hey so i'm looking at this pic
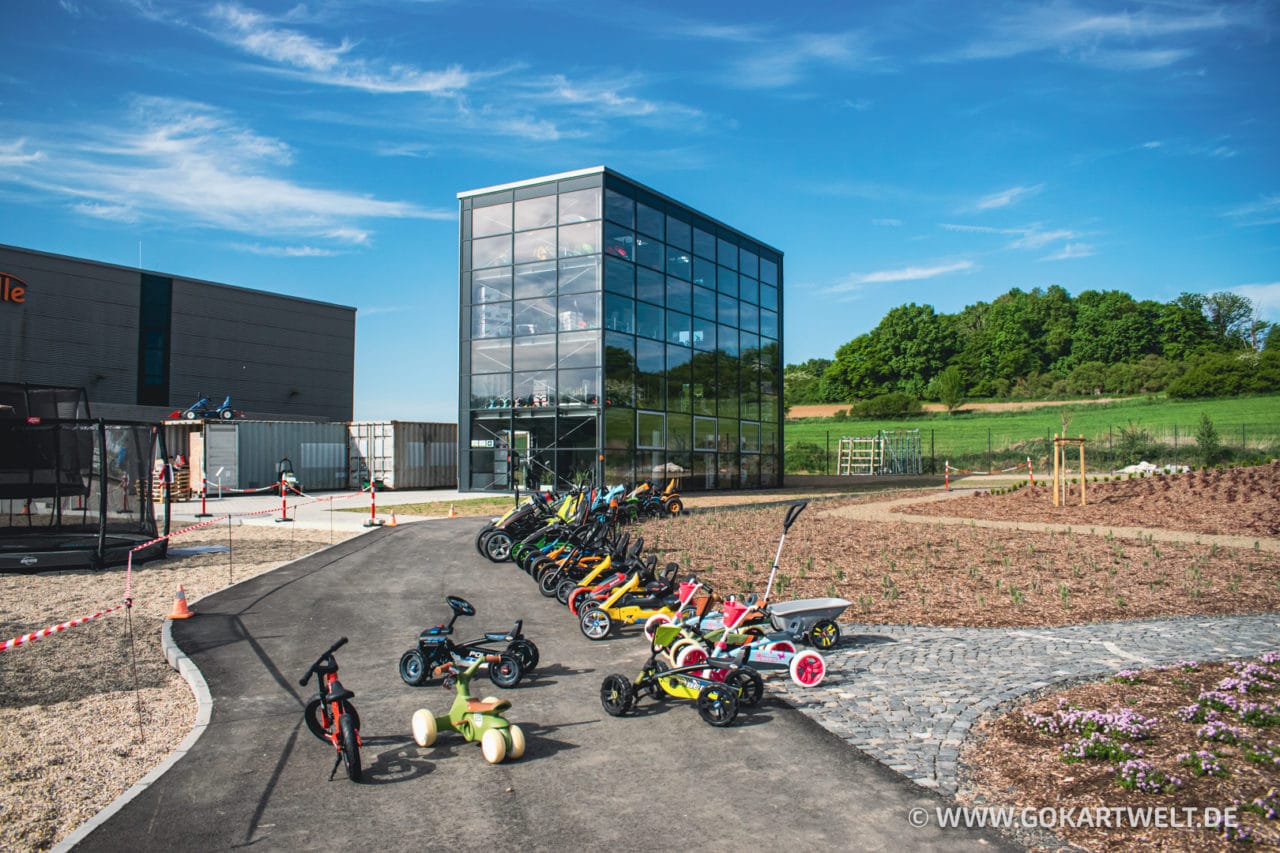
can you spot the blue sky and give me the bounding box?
[2,1,1277,421]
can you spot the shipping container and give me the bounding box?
[348,421,457,489]
[181,421,350,492]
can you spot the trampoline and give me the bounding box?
[0,384,170,571]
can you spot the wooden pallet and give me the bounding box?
[150,467,192,501]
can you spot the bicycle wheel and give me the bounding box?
[339,714,361,782]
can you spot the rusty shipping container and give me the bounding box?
[348,422,457,490]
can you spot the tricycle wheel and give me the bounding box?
[555,578,577,605]
[488,653,523,688]
[600,673,634,716]
[642,611,673,641]
[764,640,797,655]
[411,708,438,747]
[507,639,539,672]
[484,531,514,562]
[507,724,526,760]
[696,682,739,727]
[789,650,826,687]
[726,667,764,707]
[398,649,428,686]
[580,606,613,641]
[481,728,507,763]
[809,619,840,650]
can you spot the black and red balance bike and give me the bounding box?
[299,637,363,782]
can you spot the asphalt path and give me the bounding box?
[71,519,1015,852]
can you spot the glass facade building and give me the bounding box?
[458,167,782,492]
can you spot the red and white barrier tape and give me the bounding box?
[1,604,126,652]
[945,460,1032,476]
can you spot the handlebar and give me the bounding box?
[783,500,808,532]
[298,636,348,686]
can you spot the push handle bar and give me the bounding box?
[299,636,348,686]
[783,501,808,532]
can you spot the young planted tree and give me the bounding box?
[1195,411,1222,466]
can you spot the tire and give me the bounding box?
[398,649,427,686]
[666,498,683,515]
[484,531,514,562]
[726,668,764,708]
[538,568,562,598]
[339,714,361,782]
[475,527,495,558]
[488,653,523,688]
[600,673,635,716]
[219,409,234,420]
[696,682,739,727]
[809,619,840,650]
[580,606,613,641]
[764,640,797,655]
[675,644,709,669]
[182,410,197,420]
[566,588,587,615]
[555,579,577,606]
[789,650,826,687]
[481,728,508,764]
[642,611,673,642]
[507,724,526,760]
[411,708,438,747]
[507,639,539,672]
[305,698,360,742]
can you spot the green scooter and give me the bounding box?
[411,655,527,763]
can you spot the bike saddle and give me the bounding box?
[324,679,355,703]
[465,698,511,714]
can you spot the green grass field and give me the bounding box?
[785,394,1280,472]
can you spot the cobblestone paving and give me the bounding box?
[770,614,1280,794]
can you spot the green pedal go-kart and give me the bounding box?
[411,655,527,764]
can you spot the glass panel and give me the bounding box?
[558,367,597,406]
[473,202,511,238]
[604,255,634,297]
[693,226,715,260]
[558,292,598,330]
[666,344,691,413]
[741,365,760,420]
[636,339,664,409]
[472,302,511,338]
[514,297,556,335]
[635,235,663,269]
[471,338,510,373]
[739,276,758,306]
[717,418,738,454]
[470,373,511,408]
[739,247,759,280]
[559,256,600,294]
[717,324,738,357]
[717,237,737,270]
[636,266,665,304]
[740,302,759,334]
[741,331,760,359]
[666,310,691,347]
[692,285,716,320]
[759,284,778,312]
[760,452,778,488]
[761,393,779,424]
[472,234,512,269]
[637,411,664,449]
[760,308,778,339]
[666,413,692,469]
[559,188,601,223]
[558,330,598,368]
[472,268,512,303]
[690,351,715,414]
[637,203,664,239]
[513,261,557,299]
[741,454,760,489]
[692,316,715,351]
[605,408,634,449]
[605,188,634,227]
[513,369,555,408]
[636,301,663,340]
[513,334,557,370]
[605,294,634,333]
[694,417,716,451]
[740,421,760,453]
[692,256,714,289]
[604,333,635,408]
[605,449,634,487]
[717,293,738,328]
[665,246,691,281]
[665,215,691,250]
[514,196,555,231]
[717,266,738,297]
[604,222,634,262]
[760,257,778,286]
[559,221,598,258]
[514,228,556,264]
[666,277,691,314]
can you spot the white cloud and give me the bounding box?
[1233,282,1280,320]
[725,30,875,89]
[942,221,1083,253]
[72,201,137,222]
[1009,228,1079,250]
[0,139,46,167]
[1142,140,1163,149]
[1042,242,1095,261]
[872,218,903,227]
[1225,194,1280,227]
[827,260,975,293]
[974,184,1043,210]
[232,243,341,257]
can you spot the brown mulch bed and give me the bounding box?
[903,463,1280,538]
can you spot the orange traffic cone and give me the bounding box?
[168,584,194,620]
[448,504,457,518]
[389,512,398,527]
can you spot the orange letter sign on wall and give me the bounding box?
[1,273,27,304]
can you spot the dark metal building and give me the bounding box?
[0,243,356,424]
[458,167,783,492]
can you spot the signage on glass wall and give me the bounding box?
[1,273,27,304]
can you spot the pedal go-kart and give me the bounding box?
[172,393,243,421]
[599,626,762,727]
[411,656,527,763]
[578,561,708,641]
[398,596,538,689]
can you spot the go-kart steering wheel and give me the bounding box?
[446,595,475,616]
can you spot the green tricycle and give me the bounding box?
[411,655,527,764]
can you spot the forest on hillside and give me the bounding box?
[786,287,1280,408]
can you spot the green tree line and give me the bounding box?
[786,287,1280,407]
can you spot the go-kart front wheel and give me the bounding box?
[600,673,635,716]
[411,709,438,747]
[481,728,507,763]
[726,668,764,707]
[789,650,826,687]
[808,619,840,650]
[398,649,428,686]
[665,498,684,515]
[484,531,514,562]
[580,606,613,641]
[696,682,739,726]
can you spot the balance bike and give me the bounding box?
[411,656,527,764]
